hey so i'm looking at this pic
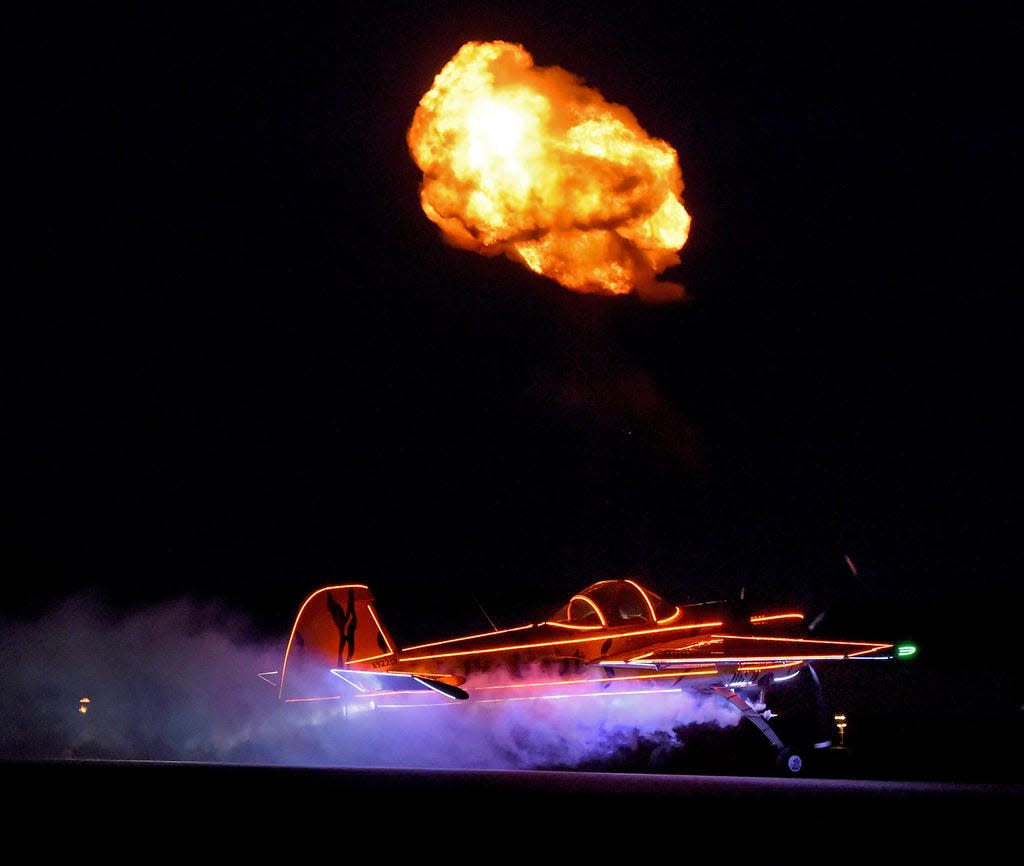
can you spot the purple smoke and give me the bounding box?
[1,596,739,768]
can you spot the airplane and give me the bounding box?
[260,577,915,774]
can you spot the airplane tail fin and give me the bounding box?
[277,584,399,702]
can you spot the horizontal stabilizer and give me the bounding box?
[330,668,469,700]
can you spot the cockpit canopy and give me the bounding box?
[549,579,679,627]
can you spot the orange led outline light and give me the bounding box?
[712,633,893,650]
[641,653,850,664]
[399,619,723,663]
[367,605,396,654]
[636,643,893,665]
[846,646,895,658]
[569,594,607,626]
[623,577,682,624]
[656,606,683,625]
[676,638,725,652]
[588,665,720,678]
[278,583,369,700]
[402,623,535,652]
[546,620,606,631]
[625,579,657,621]
[749,612,805,624]
[619,634,891,665]
[626,638,723,663]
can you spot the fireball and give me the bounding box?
[408,41,691,300]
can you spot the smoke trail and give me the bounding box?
[1,594,281,762]
[0,596,739,768]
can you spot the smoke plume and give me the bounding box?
[1,596,740,769]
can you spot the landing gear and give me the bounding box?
[713,684,794,774]
[713,664,831,776]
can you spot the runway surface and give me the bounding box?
[9,756,1021,849]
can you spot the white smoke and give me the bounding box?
[0,596,739,769]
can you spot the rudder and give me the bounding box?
[279,584,398,701]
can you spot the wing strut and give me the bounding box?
[713,686,785,750]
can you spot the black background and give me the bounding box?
[8,3,1019,668]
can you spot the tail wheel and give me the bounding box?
[777,747,804,775]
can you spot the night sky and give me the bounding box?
[8,3,1019,663]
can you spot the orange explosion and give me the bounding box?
[407,41,691,300]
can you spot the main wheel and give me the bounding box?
[776,747,804,775]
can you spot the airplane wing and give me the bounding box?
[590,633,896,671]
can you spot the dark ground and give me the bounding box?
[6,757,1020,853]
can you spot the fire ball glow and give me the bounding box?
[408,41,691,301]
